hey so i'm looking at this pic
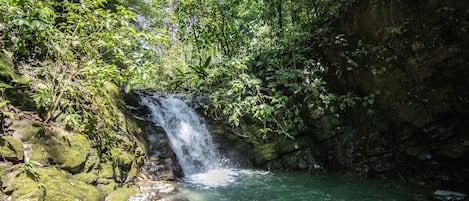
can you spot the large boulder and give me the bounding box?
[1,167,99,201]
[33,128,91,173]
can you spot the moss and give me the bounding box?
[0,135,24,162]
[83,148,100,172]
[74,173,98,184]
[254,143,277,161]
[104,81,121,97]
[29,144,48,165]
[2,171,44,201]
[111,147,134,167]
[34,128,90,173]
[127,162,138,181]
[96,181,124,200]
[98,161,115,179]
[0,162,12,181]
[2,167,100,201]
[104,185,139,201]
[0,53,29,84]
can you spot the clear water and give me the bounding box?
[171,169,417,201]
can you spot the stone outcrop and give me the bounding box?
[318,0,469,189]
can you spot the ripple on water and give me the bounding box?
[177,169,420,201]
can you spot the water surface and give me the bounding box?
[174,169,417,201]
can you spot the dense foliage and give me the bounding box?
[1,0,373,141]
[158,0,365,139]
[0,0,164,150]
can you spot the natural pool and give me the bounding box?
[169,169,422,201]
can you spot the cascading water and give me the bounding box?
[139,92,240,188]
[139,93,224,175]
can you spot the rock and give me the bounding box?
[253,143,278,162]
[2,167,100,201]
[0,162,12,181]
[99,162,116,179]
[83,148,100,172]
[34,128,91,173]
[0,53,29,84]
[0,135,24,162]
[129,180,178,201]
[433,190,467,201]
[111,147,134,168]
[9,119,43,141]
[105,186,140,201]
[74,173,99,184]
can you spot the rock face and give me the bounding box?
[317,0,469,189]
[124,90,183,200]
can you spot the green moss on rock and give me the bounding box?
[33,128,90,173]
[0,162,12,182]
[0,135,24,162]
[104,185,139,201]
[30,144,48,165]
[111,147,134,167]
[98,161,115,179]
[2,167,100,201]
[254,143,277,161]
[0,53,29,84]
[74,172,99,184]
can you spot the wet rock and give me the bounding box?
[433,190,467,201]
[129,180,178,201]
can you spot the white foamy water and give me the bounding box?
[184,168,239,188]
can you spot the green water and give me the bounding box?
[172,169,418,201]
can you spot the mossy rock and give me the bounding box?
[29,144,48,166]
[2,171,44,201]
[104,185,139,201]
[111,147,135,168]
[83,148,100,172]
[97,181,130,200]
[10,119,43,141]
[98,161,115,179]
[74,172,99,184]
[2,167,100,201]
[0,162,13,182]
[34,128,90,173]
[127,162,139,181]
[0,53,29,84]
[253,143,278,162]
[0,135,24,162]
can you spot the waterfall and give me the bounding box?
[139,93,225,176]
